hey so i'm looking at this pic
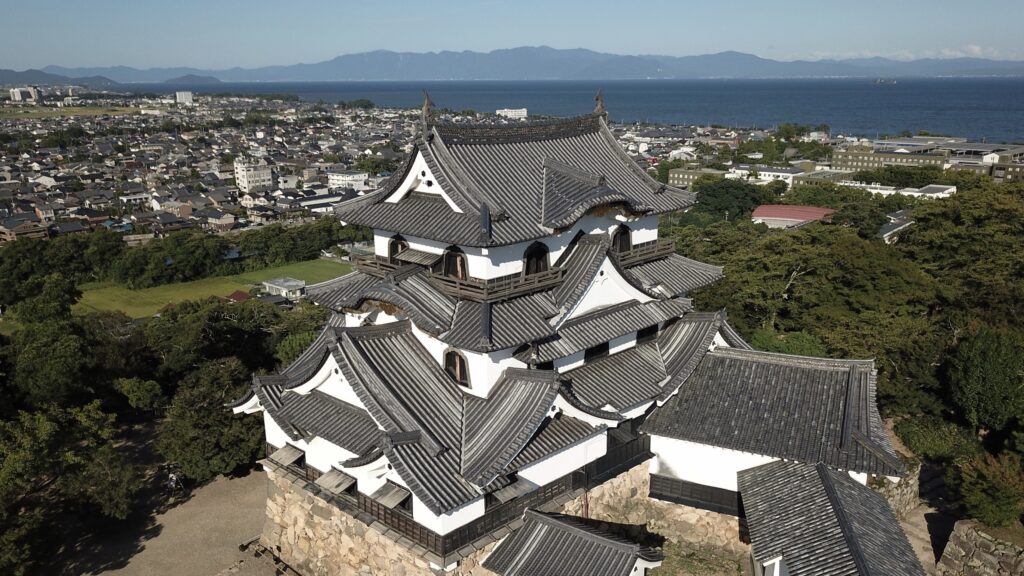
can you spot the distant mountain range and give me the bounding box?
[10,47,1024,85]
[0,68,117,88]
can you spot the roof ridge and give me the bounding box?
[524,510,643,555]
[709,346,875,369]
[432,113,605,145]
[815,463,871,575]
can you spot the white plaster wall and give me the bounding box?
[628,215,659,245]
[408,322,527,398]
[553,394,623,428]
[518,432,608,486]
[382,152,461,211]
[316,372,367,411]
[649,436,777,492]
[371,212,661,280]
[412,495,486,536]
[264,412,291,448]
[288,354,339,396]
[554,351,586,373]
[563,257,653,321]
[609,332,637,355]
[303,437,358,473]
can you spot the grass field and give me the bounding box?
[76,259,351,318]
[0,106,139,119]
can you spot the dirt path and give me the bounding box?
[92,472,267,576]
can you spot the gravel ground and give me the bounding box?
[95,471,268,576]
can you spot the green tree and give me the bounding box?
[115,377,165,412]
[947,327,1024,433]
[12,320,90,407]
[156,357,261,482]
[957,452,1024,527]
[691,179,774,220]
[0,402,140,575]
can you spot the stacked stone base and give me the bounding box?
[937,520,1024,576]
[262,462,749,575]
[561,462,750,557]
[261,469,495,575]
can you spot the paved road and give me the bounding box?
[97,471,267,576]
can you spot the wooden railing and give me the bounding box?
[428,267,565,303]
[350,251,566,303]
[613,238,676,267]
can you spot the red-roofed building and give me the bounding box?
[751,205,835,229]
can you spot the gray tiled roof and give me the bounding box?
[738,461,924,576]
[562,343,667,412]
[624,253,724,297]
[552,233,610,310]
[462,369,561,486]
[446,292,558,352]
[337,114,694,247]
[258,319,605,515]
[643,348,903,476]
[504,412,606,473]
[306,271,379,310]
[657,311,724,400]
[277,391,382,457]
[521,299,692,363]
[483,509,663,576]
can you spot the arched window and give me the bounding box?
[612,225,631,253]
[387,234,408,264]
[444,350,470,387]
[441,246,467,280]
[523,242,549,276]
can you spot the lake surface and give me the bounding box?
[134,78,1024,142]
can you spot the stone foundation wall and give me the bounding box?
[871,458,921,520]
[937,520,1024,576]
[261,468,497,575]
[561,462,750,557]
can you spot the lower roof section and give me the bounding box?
[643,348,903,477]
[738,461,924,576]
[483,509,663,576]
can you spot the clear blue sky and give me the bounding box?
[3,0,1021,70]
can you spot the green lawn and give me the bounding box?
[0,106,139,119]
[76,259,351,318]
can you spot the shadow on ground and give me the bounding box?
[42,423,186,576]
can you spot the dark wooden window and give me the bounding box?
[584,341,609,363]
[444,350,470,387]
[612,224,631,253]
[637,324,659,344]
[440,246,467,280]
[537,360,555,371]
[387,234,408,264]
[523,242,549,276]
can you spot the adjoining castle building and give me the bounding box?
[230,95,923,575]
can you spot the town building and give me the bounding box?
[229,97,918,575]
[262,277,306,301]
[234,157,274,194]
[8,86,41,103]
[752,204,835,229]
[326,169,370,191]
[175,91,194,107]
[496,108,528,119]
[832,149,946,171]
[667,167,726,188]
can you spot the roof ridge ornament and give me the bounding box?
[593,89,606,116]
[421,90,435,127]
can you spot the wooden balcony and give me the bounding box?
[613,237,676,267]
[351,251,566,303]
[428,267,565,303]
